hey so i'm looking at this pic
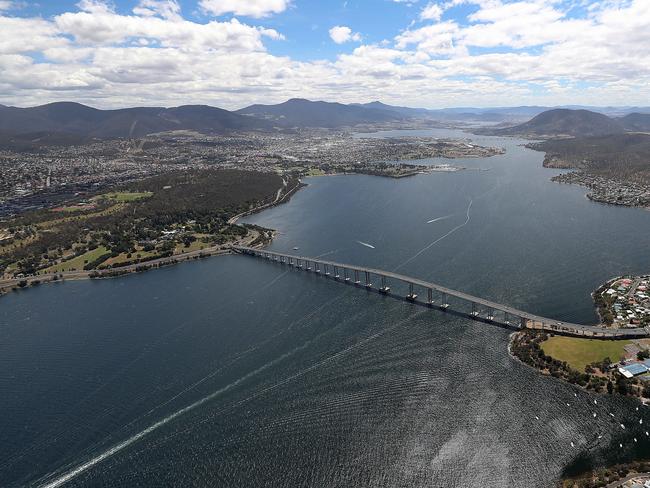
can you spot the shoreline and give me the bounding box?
[508,328,650,404]
[0,164,470,299]
[227,178,304,225]
[0,178,305,299]
[526,142,650,210]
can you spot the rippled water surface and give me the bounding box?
[3,129,650,487]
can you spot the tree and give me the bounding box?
[616,376,629,395]
[607,380,614,394]
[638,349,650,361]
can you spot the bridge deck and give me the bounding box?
[233,246,649,339]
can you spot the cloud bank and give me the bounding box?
[0,0,649,109]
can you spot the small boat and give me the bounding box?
[293,247,299,250]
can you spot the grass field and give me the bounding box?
[38,203,125,229]
[541,336,630,371]
[51,204,97,213]
[102,249,160,267]
[97,191,153,202]
[45,246,110,273]
[174,240,208,254]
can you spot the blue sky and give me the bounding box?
[11,1,435,60]
[0,0,648,109]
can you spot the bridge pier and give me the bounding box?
[344,268,350,282]
[315,262,320,273]
[365,271,372,288]
[471,302,479,316]
[324,264,330,276]
[407,282,417,301]
[334,266,340,279]
[520,316,527,329]
[486,307,494,321]
[440,292,449,309]
[427,288,433,305]
[379,275,390,293]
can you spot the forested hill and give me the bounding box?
[490,109,626,137]
[528,133,650,182]
[236,98,402,127]
[0,102,270,139]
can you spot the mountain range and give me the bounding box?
[1,99,650,144]
[0,102,270,140]
[236,98,402,127]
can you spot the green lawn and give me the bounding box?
[95,191,153,202]
[45,246,110,273]
[174,239,209,254]
[541,336,630,371]
[103,249,160,267]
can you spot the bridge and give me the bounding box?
[233,245,650,340]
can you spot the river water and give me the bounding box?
[3,129,650,487]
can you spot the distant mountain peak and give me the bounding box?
[492,108,625,137]
[236,98,402,128]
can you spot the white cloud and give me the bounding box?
[54,2,283,50]
[395,21,461,56]
[199,0,289,18]
[0,16,68,54]
[329,25,362,44]
[132,0,182,20]
[420,2,443,20]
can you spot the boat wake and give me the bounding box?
[426,215,452,224]
[35,300,421,488]
[356,241,376,249]
[394,199,473,272]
